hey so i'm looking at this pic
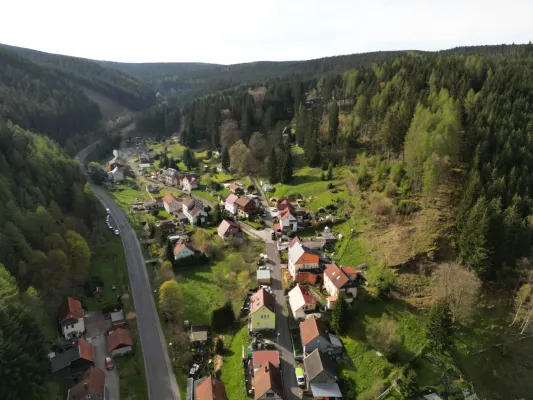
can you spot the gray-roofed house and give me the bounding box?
[257,269,272,285]
[51,339,95,380]
[303,349,342,398]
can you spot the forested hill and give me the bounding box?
[0,43,155,110]
[97,60,221,81]
[0,118,104,399]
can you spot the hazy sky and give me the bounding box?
[1,0,531,64]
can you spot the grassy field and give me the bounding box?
[220,325,249,400]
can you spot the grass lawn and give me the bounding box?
[220,325,249,400]
[192,189,218,205]
[243,220,263,230]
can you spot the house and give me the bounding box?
[159,220,178,236]
[190,325,210,346]
[327,296,338,310]
[249,288,276,332]
[162,194,182,214]
[257,269,272,285]
[107,328,133,356]
[110,309,126,327]
[174,241,197,260]
[105,158,118,172]
[159,168,180,186]
[299,316,343,356]
[323,264,357,301]
[224,194,239,215]
[251,350,280,372]
[67,367,107,400]
[228,184,244,194]
[341,266,360,281]
[235,196,257,218]
[144,196,164,211]
[183,198,208,225]
[138,152,151,163]
[288,242,320,278]
[303,349,342,399]
[51,339,94,380]
[108,167,124,183]
[217,219,243,241]
[195,376,227,400]
[181,175,199,192]
[262,183,275,193]
[254,362,283,400]
[58,297,85,340]
[288,284,317,320]
[279,209,298,231]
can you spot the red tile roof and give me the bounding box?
[324,264,350,289]
[218,220,240,236]
[77,339,94,362]
[250,288,276,314]
[235,196,254,208]
[225,194,239,205]
[107,328,133,353]
[342,266,359,275]
[174,241,196,256]
[252,351,280,368]
[254,362,283,400]
[163,194,179,205]
[58,297,84,324]
[196,376,227,400]
[67,367,105,400]
[295,252,320,265]
[300,315,328,346]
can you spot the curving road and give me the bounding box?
[77,145,180,400]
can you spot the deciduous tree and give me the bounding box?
[366,314,401,358]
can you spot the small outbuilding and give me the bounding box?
[107,328,133,356]
[257,269,272,285]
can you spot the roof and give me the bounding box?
[67,367,106,400]
[163,194,179,205]
[327,296,338,302]
[189,205,206,216]
[183,197,196,208]
[288,236,302,248]
[256,270,271,280]
[324,264,350,289]
[288,242,305,265]
[288,284,317,311]
[196,376,227,400]
[218,220,240,236]
[110,309,125,323]
[51,340,93,373]
[235,196,253,208]
[174,241,196,256]
[304,349,338,382]
[328,333,343,348]
[190,326,209,342]
[300,315,329,346]
[78,339,94,362]
[58,297,84,324]
[107,328,133,352]
[254,362,283,400]
[342,266,359,275]
[276,199,294,211]
[252,351,280,367]
[280,208,297,220]
[228,184,242,192]
[225,194,239,205]
[250,288,276,314]
[309,382,343,398]
[296,252,320,265]
[110,166,121,174]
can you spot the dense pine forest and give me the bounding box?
[0,119,105,400]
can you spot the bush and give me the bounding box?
[366,314,401,359]
[369,193,396,219]
[206,150,212,159]
[384,182,398,197]
[397,200,421,215]
[327,182,334,190]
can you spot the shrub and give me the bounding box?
[384,182,398,197]
[366,314,401,359]
[328,182,334,190]
[397,200,421,215]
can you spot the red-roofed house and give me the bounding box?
[299,316,343,356]
[174,241,197,260]
[251,350,280,372]
[249,288,276,332]
[288,284,317,320]
[324,264,357,301]
[162,194,182,214]
[228,184,244,194]
[67,367,107,400]
[254,362,283,400]
[217,220,242,241]
[195,376,227,400]
[58,297,85,340]
[342,266,360,281]
[235,196,257,218]
[181,175,199,192]
[224,194,239,215]
[279,208,298,231]
[51,339,94,380]
[107,328,133,356]
[288,242,320,278]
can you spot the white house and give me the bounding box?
[181,175,199,192]
[288,284,317,320]
[323,263,357,302]
[108,167,124,183]
[279,209,298,231]
[288,242,320,278]
[174,241,196,260]
[58,297,85,340]
[159,168,179,186]
[162,194,182,214]
[225,194,239,215]
[183,198,208,225]
[144,196,164,211]
[107,328,133,356]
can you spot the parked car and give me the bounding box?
[105,357,114,370]
[114,229,120,236]
[295,367,305,387]
[106,208,110,214]
[271,232,276,240]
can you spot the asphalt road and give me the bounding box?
[77,145,180,400]
[251,178,299,400]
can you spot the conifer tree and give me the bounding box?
[267,148,279,183]
[426,299,453,350]
[221,147,230,171]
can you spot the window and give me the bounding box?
[266,393,274,397]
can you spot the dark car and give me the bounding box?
[271,232,276,240]
[105,357,114,370]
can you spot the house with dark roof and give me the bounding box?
[235,196,257,218]
[107,328,133,356]
[299,316,343,356]
[67,367,107,400]
[217,219,242,241]
[195,376,227,400]
[158,220,178,236]
[249,288,276,332]
[303,349,342,399]
[51,339,94,380]
[182,197,208,225]
[323,264,357,301]
[58,297,85,340]
[254,362,283,400]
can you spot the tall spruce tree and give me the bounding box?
[221,147,230,171]
[328,101,339,143]
[280,148,293,184]
[426,299,453,351]
[267,148,279,183]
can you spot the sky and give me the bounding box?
[1,0,531,65]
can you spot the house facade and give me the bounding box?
[323,264,357,301]
[144,196,164,211]
[224,194,239,215]
[159,168,180,186]
[235,197,257,218]
[279,209,298,231]
[300,316,343,356]
[58,297,85,340]
[107,328,133,356]
[288,242,320,278]
[108,167,124,183]
[183,198,208,225]
[174,242,196,260]
[288,284,317,320]
[162,194,181,214]
[181,175,199,192]
[217,219,242,241]
[249,288,276,332]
